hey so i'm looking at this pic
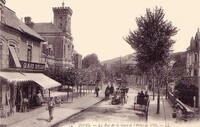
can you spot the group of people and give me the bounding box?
[105,84,114,99]
[137,90,149,105]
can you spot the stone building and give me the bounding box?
[0,0,60,117]
[185,29,200,108]
[72,50,82,69]
[25,3,78,68]
[186,29,200,77]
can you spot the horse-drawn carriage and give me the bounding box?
[111,87,129,105]
[133,91,150,121]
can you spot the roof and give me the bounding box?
[3,7,44,41]
[195,29,200,40]
[33,23,62,33]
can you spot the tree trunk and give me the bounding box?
[80,85,82,97]
[72,86,74,101]
[76,85,79,98]
[166,79,168,99]
[156,87,160,114]
[67,85,69,102]
[153,74,155,100]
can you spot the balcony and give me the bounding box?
[20,60,45,70]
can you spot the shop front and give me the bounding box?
[0,72,61,118]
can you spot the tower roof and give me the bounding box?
[195,28,200,40]
[53,6,73,16]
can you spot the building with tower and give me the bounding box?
[25,2,81,68]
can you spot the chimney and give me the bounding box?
[0,0,6,4]
[0,0,6,6]
[24,16,34,28]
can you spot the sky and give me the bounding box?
[5,0,200,61]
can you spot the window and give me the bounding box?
[195,53,198,63]
[60,23,62,28]
[0,42,2,68]
[189,70,192,76]
[8,45,21,68]
[194,69,198,76]
[27,45,32,62]
[64,45,66,57]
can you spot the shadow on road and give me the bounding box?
[37,118,49,122]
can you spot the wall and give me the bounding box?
[0,24,42,69]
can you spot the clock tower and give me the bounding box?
[53,2,72,36]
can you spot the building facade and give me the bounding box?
[0,0,60,117]
[25,3,78,68]
[186,29,200,77]
[185,29,200,109]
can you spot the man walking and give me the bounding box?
[95,86,100,97]
[47,97,55,122]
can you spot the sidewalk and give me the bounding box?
[0,87,105,127]
[147,90,199,127]
[148,93,174,126]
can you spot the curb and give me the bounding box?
[50,97,105,127]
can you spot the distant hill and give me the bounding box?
[101,51,186,68]
[170,52,186,61]
[101,54,135,67]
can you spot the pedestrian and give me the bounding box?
[105,85,110,99]
[145,85,148,92]
[47,97,55,122]
[140,90,145,105]
[144,91,149,105]
[148,80,152,91]
[95,86,100,97]
[109,84,114,95]
[23,97,29,112]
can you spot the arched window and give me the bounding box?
[27,45,32,62]
[0,9,2,21]
[195,53,198,63]
[60,23,62,28]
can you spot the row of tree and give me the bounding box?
[44,53,103,101]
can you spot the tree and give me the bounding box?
[82,53,100,69]
[125,7,178,114]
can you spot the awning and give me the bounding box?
[0,72,28,82]
[23,73,61,89]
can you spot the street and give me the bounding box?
[57,88,147,127]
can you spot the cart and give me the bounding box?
[133,96,150,121]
